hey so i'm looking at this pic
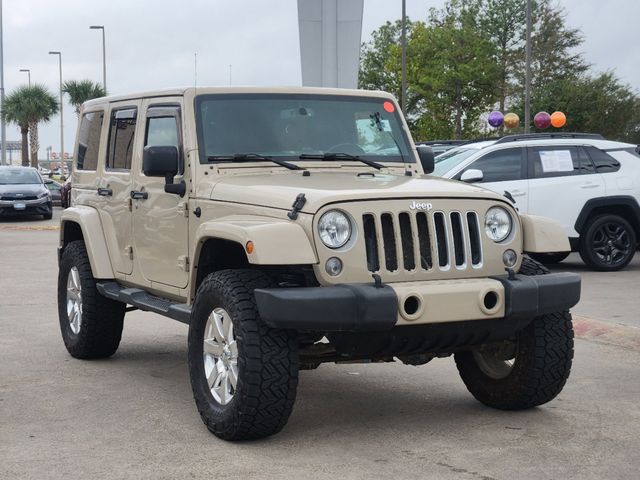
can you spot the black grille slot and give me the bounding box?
[363,214,380,272]
[434,212,449,267]
[467,212,482,265]
[415,212,432,269]
[398,212,415,270]
[450,212,465,266]
[2,195,37,201]
[380,213,398,271]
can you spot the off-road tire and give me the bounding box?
[579,214,637,271]
[188,269,299,440]
[57,240,126,358]
[528,252,569,265]
[454,256,574,410]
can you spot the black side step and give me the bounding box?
[96,281,191,324]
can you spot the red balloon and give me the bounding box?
[534,111,551,130]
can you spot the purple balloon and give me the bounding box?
[534,111,551,130]
[488,111,504,128]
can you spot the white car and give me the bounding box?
[433,133,640,271]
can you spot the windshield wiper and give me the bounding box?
[299,152,383,170]
[207,153,303,171]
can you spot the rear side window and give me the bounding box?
[76,111,103,170]
[106,108,137,170]
[585,146,621,173]
[529,146,592,178]
[459,148,524,183]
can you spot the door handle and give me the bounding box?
[580,183,599,189]
[510,190,526,197]
[130,190,148,200]
[97,188,113,196]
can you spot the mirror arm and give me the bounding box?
[164,181,186,197]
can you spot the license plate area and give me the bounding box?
[13,202,26,210]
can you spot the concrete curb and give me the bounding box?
[0,225,60,231]
[573,315,640,352]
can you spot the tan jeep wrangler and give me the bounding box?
[57,87,580,440]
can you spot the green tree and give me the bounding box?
[1,85,58,167]
[62,79,107,115]
[531,72,638,140]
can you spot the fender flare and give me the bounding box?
[520,214,570,253]
[193,215,318,266]
[574,196,640,234]
[60,206,115,278]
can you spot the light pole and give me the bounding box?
[0,0,6,166]
[524,0,532,133]
[49,51,64,165]
[19,68,31,86]
[400,0,407,113]
[89,25,107,92]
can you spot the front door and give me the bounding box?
[132,100,189,288]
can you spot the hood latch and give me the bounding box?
[287,193,307,220]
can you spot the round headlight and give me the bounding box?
[485,207,512,242]
[318,210,352,248]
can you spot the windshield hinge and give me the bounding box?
[287,193,306,220]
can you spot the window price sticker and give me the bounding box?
[539,150,574,172]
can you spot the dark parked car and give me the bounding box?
[44,178,63,206]
[0,166,53,219]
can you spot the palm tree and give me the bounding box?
[62,80,107,116]
[1,85,58,167]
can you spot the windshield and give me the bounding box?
[0,168,42,185]
[195,94,413,164]
[433,148,479,176]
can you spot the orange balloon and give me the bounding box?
[551,111,566,128]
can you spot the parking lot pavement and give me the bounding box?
[1,214,639,480]
[549,253,640,329]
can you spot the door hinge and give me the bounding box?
[178,255,190,272]
[178,201,189,217]
[124,245,134,260]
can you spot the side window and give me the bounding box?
[459,148,524,183]
[106,108,137,170]
[530,146,590,178]
[76,111,104,170]
[144,106,182,174]
[585,146,621,173]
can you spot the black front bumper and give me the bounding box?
[254,272,581,333]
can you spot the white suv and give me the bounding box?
[433,133,640,271]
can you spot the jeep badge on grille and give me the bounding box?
[409,201,433,211]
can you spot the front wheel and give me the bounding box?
[454,311,574,410]
[188,269,298,440]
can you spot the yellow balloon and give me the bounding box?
[504,112,520,129]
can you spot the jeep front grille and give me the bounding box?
[362,211,483,274]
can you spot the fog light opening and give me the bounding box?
[502,249,517,267]
[325,257,343,277]
[403,295,421,316]
[483,291,499,310]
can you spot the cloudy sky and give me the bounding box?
[2,0,638,161]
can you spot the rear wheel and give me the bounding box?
[454,257,574,410]
[188,269,298,440]
[57,241,126,358]
[579,214,636,271]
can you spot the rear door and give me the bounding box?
[455,147,529,212]
[96,102,141,275]
[526,145,605,236]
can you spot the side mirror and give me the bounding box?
[143,145,185,196]
[143,146,179,183]
[416,145,435,174]
[460,169,484,183]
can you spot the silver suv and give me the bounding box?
[57,87,580,440]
